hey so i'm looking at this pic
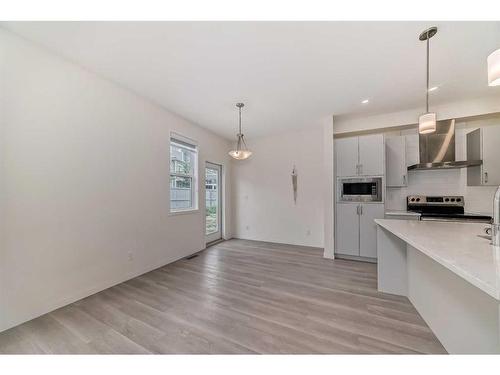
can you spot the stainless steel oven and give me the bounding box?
[337,177,383,202]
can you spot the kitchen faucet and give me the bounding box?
[493,186,500,246]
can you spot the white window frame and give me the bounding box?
[169,133,199,214]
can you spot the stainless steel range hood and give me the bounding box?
[407,119,482,171]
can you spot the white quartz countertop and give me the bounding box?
[384,210,421,217]
[375,219,500,300]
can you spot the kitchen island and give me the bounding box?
[375,219,500,354]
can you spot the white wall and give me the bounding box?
[0,29,232,332]
[231,127,325,248]
[333,95,500,135]
[322,117,335,258]
[385,116,500,215]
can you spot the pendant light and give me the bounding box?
[487,48,500,86]
[229,103,252,160]
[418,27,438,135]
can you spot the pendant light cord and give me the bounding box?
[239,105,242,135]
[426,30,430,113]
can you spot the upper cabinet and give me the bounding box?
[384,133,419,187]
[467,126,500,186]
[385,136,407,187]
[358,134,385,176]
[335,136,359,177]
[336,134,384,177]
[404,133,419,168]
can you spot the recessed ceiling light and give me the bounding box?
[428,86,439,92]
[361,99,369,104]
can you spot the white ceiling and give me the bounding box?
[3,21,500,139]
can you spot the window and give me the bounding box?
[170,136,198,212]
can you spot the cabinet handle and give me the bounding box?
[485,171,488,183]
[360,205,363,215]
[356,205,360,215]
[403,175,406,185]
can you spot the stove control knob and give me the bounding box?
[445,198,450,202]
[451,198,456,202]
[456,198,461,202]
[416,198,420,202]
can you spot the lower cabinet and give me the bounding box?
[336,204,360,256]
[359,204,385,258]
[335,203,384,260]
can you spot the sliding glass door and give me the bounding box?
[205,162,222,244]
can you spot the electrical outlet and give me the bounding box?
[127,251,134,262]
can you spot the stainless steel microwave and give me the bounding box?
[337,177,383,202]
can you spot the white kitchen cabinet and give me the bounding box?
[359,204,385,258]
[335,203,359,256]
[467,126,500,186]
[405,133,419,167]
[335,202,384,260]
[385,136,407,187]
[358,134,385,176]
[385,133,419,187]
[482,126,500,185]
[335,134,384,177]
[335,137,359,177]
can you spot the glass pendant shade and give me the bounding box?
[228,149,252,160]
[419,112,437,134]
[487,48,500,86]
[228,133,252,160]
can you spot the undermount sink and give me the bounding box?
[477,234,492,242]
[478,226,494,243]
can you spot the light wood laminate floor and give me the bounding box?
[0,239,446,354]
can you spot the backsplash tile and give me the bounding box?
[385,117,499,215]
